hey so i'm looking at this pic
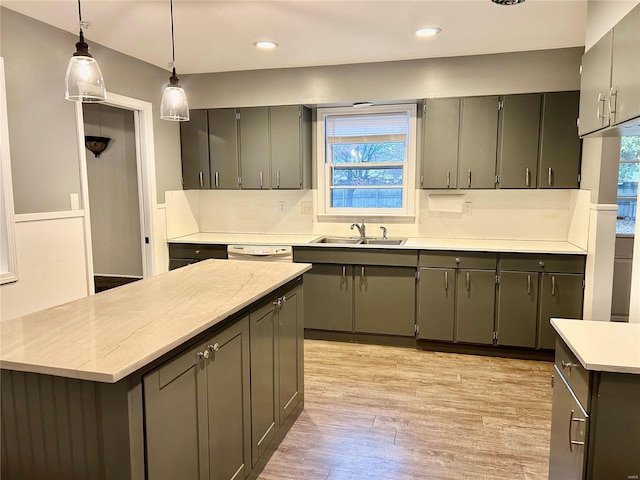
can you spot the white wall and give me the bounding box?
[585,0,640,50]
[0,214,88,321]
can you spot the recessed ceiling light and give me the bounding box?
[253,41,279,49]
[352,102,374,108]
[414,27,441,37]
[491,0,525,5]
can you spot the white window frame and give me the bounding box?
[316,104,417,219]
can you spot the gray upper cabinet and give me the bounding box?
[459,96,499,189]
[579,31,613,136]
[539,92,581,189]
[239,107,270,189]
[610,4,640,125]
[180,110,211,189]
[422,98,460,189]
[270,105,308,189]
[497,94,541,189]
[208,108,239,189]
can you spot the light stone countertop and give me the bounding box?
[0,260,311,383]
[551,319,640,374]
[168,232,586,255]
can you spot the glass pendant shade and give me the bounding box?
[65,34,106,102]
[160,73,189,121]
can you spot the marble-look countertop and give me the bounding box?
[0,260,311,383]
[168,232,586,255]
[551,319,640,374]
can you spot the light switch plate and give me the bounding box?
[70,193,80,210]
[463,202,472,215]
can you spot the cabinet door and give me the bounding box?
[611,4,640,125]
[496,272,538,348]
[417,268,455,341]
[539,92,581,189]
[205,319,251,480]
[456,269,496,345]
[548,367,588,480]
[208,109,239,189]
[459,96,499,189]
[578,31,613,136]
[249,303,277,467]
[239,107,270,189]
[143,343,202,480]
[270,105,302,189]
[538,273,584,349]
[303,264,353,332]
[278,289,301,425]
[354,266,416,337]
[181,110,211,189]
[497,94,541,189]
[422,98,459,189]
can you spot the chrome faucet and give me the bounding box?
[350,218,366,239]
[379,226,388,239]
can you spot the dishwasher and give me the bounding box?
[227,244,293,262]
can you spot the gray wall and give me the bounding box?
[183,47,583,109]
[0,8,182,213]
[84,104,143,277]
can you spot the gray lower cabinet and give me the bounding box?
[538,273,584,349]
[417,252,497,345]
[168,243,228,270]
[181,109,211,189]
[539,91,581,189]
[549,337,640,479]
[497,94,541,189]
[458,96,499,189]
[143,317,251,480]
[421,98,460,189]
[303,263,353,332]
[277,287,303,425]
[208,108,240,189]
[354,265,416,337]
[496,271,538,348]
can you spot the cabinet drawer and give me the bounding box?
[293,247,418,267]
[555,337,590,410]
[419,251,497,270]
[168,243,228,260]
[500,254,585,274]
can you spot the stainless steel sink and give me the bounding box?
[360,238,406,245]
[313,236,363,244]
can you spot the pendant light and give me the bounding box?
[160,0,189,121]
[64,0,106,102]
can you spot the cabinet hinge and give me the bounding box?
[415,324,420,335]
[299,177,303,186]
[582,279,586,289]
[415,271,420,280]
[498,99,504,110]
[235,112,240,120]
[579,64,583,75]
[238,177,242,186]
[495,175,500,184]
[298,106,302,118]
[576,117,580,129]
[577,173,581,186]
[422,102,427,113]
[495,275,500,285]
[493,332,498,341]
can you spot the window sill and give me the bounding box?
[316,213,416,224]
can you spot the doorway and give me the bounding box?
[75,93,157,294]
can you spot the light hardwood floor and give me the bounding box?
[258,339,554,480]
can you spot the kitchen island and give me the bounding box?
[549,319,640,480]
[1,259,311,480]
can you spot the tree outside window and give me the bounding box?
[617,136,639,235]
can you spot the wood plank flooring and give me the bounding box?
[258,340,554,480]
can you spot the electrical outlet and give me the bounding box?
[463,202,472,215]
[70,193,80,210]
[279,201,286,214]
[301,201,313,215]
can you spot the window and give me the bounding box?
[317,104,416,217]
[616,136,639,235]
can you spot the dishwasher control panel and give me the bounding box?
[227,245,293,257]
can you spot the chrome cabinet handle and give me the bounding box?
[548,167,553,186]
[527,274,531,295]
[259,171,264,189]
[214,171,219,188]
[360,266,365,286]
[466,271,470,292]
[272,297,282,307]
[208,343,220,353]
[467,169,472,188]
[198,349,210,360]
[596,92,607,124]
[444,271,449,292]
[609,87,617,124]
[525,167,531,187]
[446,169,451,188]
[199,171,204,188]
[342,265,346,278]
[568,410,586,452]
[276,170,281,188]
[551,276,556,296]
[420,175,424,186]
[561,360,578,370]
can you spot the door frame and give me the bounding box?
[74,93,157,294]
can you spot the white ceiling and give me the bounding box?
[3,0,588,75]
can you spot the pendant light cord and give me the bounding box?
[170,0,177,76]
[77,0,84,36]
